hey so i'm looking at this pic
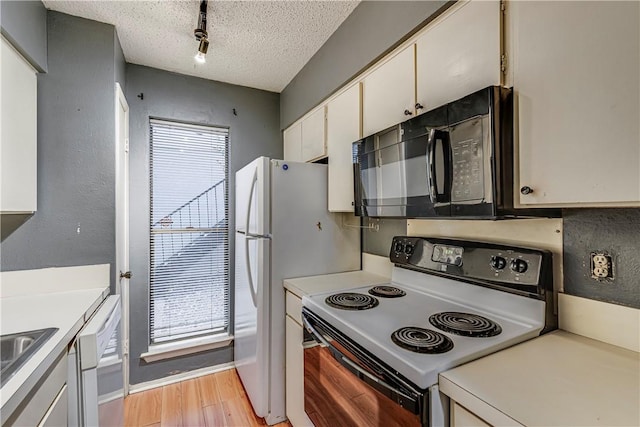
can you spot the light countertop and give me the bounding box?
[439,330,640,426]
[1,286,109,420]
[283,270,390,298]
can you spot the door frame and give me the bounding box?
[115,82,130,394]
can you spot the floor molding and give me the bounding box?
[128,362,236,394]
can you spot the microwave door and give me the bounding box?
[402,133,450,218]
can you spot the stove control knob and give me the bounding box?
[404,244,414,255]
[394,241,404,253]
[511,259,528,274]
[490,256,507,270]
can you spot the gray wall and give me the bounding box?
[114,30,126,90]
[363,218,407,257]
[280,0,450,129]
[563,209,640,308]
[1,12,123,291]
[0,0,47,72]
[126,64,281,385]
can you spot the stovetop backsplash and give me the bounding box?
[362,208,640,310]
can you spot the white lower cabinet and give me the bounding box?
[451,402,492,427]
[285,292,313,427]
[38,385,68,427]
[6,353,67,427]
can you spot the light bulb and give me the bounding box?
[195,51,206,63]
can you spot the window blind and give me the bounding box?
[149,119,229,344]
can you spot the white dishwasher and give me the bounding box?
[70,295,124,426]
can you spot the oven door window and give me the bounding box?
[303,312,425,427]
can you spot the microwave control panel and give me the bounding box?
[450,117,488,203]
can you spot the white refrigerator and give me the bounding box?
[234,157,360,425]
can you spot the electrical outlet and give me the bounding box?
[590,252,613,280]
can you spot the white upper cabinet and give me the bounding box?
[362,45,415,137]
[283,107,326,163]
[1,37,38,213]
[416,0,502,112]
[300,107,326,162]
[283,122,302,162]
[511,1,640,206]
[327,84,360,212]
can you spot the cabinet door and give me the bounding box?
[327,84,360,212]
[416,0,502,112]
[283,122,302,162]
[39,385,68,427]
[512,1,640,206]
[452,402,492,427]
[285,315,313,427]
[301,107,326,162]
[362,45,415,137]
[1,37,37,213]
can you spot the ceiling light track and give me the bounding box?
[194,0,209,64]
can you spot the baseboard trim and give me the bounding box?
[128,362,236,394]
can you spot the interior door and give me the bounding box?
[114,83,130,394]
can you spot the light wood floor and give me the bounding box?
[124,368,292,427]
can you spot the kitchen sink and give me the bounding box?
[1,328,58,387]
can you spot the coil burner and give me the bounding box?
[429,312,502,338]
[325,293,379,311]
[368,286,406,298]
[391,327,454,354]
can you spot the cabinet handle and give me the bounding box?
[415,103,424,110]
[520,186,534,195]
[404,109,413,116]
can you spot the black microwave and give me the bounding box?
[353,86,554,219]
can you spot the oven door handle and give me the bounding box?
[302,313,420,414]
[302,314,332,347]
[337,354,419,412]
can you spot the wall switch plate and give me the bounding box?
[590,252,614,280]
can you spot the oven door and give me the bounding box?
[302,309,427,427]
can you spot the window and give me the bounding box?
[149,119,229,344]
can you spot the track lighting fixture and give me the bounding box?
[195,37,209,63]
[194,0,209,64]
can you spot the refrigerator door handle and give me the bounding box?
[245,167,258,235]
[244,236,259,308]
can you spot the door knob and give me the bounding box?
[415,103,424,110]
[404,109,413,116]
[120,271,132,279]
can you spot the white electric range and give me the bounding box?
[301,236,555,427]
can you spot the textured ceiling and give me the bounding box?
[42,0,359,92]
